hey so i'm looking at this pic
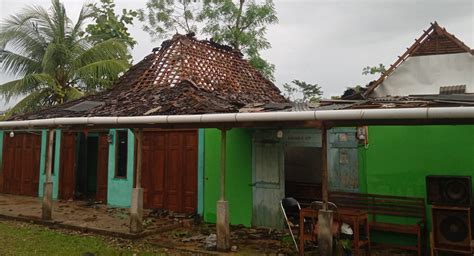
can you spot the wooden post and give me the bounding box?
[136,129,143,189]
[42,129,55,220]
[318,123,333,255]
[130,129,143,233]
[220,129,227,201]
[321,125,328,210]
[45,129,54,182]
[217,128,230,251]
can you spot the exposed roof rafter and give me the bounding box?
[363,22,473,98]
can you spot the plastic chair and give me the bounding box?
[280,197,302,252]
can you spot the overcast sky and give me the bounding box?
[0,0,472,110]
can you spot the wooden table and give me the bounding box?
[299,207,370,255]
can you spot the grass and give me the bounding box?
[0,220,165,256]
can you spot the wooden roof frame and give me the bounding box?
[362,22,473,98]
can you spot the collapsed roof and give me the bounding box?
[11,34,286,120]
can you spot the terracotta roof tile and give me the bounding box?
[12,34,286,120]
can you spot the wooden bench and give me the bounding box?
[329,191,426,256]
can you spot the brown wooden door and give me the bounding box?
[181,132,198,213]
[59,133,76,200]
[142,132,166,209]
[1,133,41,196]
[141,130,197,213]
[96,134,109,202]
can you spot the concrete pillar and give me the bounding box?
[130,187,143,233]
[130,129,143,233]
[42,129,55,220]
[318,209,334,256]
[42,182,53,220]
[216,128,230,251]
[217,200,230,250]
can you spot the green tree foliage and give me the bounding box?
[138,0,278,81]
[362,63,386,76]
[283,80,323,103]
[0,0,130,116]
[86,0,138,49]
[138,0,201,39]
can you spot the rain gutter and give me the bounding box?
[0,107,473,129]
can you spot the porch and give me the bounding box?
[0,193,182,237]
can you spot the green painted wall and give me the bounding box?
[38,129,60,199]
[107,129,135,207]
[360,125,474,232]
[197,129,205,216]
[204,128,253,226]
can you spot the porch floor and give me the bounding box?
[0,194,417,255]
[0,193,181,236]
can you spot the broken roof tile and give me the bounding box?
[12,34,286,120]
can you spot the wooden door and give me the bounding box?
[181,132,198,213]
[1,133,41,196]
[142,132,167,209]
[59,133,76,200]
[141,130,197,213]
[96,134,109,202]
[252,142,284,228]
[20,134,41,196]
[166,132,183,212]
[328,128,359,192]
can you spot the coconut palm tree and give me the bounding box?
[0,0,130,116]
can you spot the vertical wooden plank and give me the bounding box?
[328,128,359,192]
[12,134,23,195]
[183,131,198,213]
[321,126,328,209]
[96,134,109,202]
[141,131,167,209]
[141,132,151,208]
[1,133,41,196]
[2,135,13,193]
[59,132,76,200]
[166,131,183,212]
[252,141,284,228]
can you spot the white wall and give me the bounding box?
[372,52,474,97]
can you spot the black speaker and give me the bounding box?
[432,206,472,253]
[426,175,472,206]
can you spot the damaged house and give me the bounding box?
[0,34,286,216]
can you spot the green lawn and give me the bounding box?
[0,220,165,256]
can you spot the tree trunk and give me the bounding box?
[232,0,245,50]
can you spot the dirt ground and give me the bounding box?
[0,194,417,255]
[0,193,179,234]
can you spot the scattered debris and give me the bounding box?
[204,234,216,250]
[181,234,207,242]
